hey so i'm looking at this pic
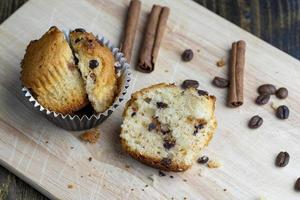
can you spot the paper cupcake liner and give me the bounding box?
[21,32,131,131]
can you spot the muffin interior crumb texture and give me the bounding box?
[121,83,217,171]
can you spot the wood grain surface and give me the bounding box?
[0,0,299,200]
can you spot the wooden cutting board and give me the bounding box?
[0,0,300,199]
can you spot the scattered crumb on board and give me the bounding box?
[67,184,74,189]
[207,160,222,168]
[80,128,100,143]
[216,58,225,67]
[88,157,92,162]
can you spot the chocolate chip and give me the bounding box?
[295,178,300,191]
[276,87,288,99]
[74,28,86,32]
[275,152,290,167]
[161,158,172,166]
[197,90,208,96]
[131,112,136,117]
[193,124,204,135]
[212,77,229,88]
[181,49,194,62]
[158,171,166,177]
[258,84,276,95]
[181,80,199,89]
[197,156,209,164]
[255,94,270,105]
[89,60,99,69]
[156,102,168,109]
[163,135,176,149]
[276,105,289,119]
[144,97,152,103]
[75,38,81,43]
[248,115,263,129]
[148,123,156,131]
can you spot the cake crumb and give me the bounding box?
[45,141,48,144]
[70,146,74,149]
[80,176,83,178]
[183,179,187,182]
[80,128,100,143]
[216,58,225,67]
[207,160,222,168]
[67,184,74,189]
[88,157,92,162]
[131,188,134,191]
[223,188,227,191]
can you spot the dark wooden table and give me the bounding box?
[0,0,299,199]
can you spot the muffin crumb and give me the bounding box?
[207,160,222,168]
[80,128,100,143]
[216,58,225,67]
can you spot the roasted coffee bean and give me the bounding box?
[295,178,300,191]
[212,77,229,88]
[74,28,86,32]
[89,60,99,69]
[197,90,208,96]
[181,49,194,62]
[275,151,290,167]
[276,87,288,99]
[197,156,209,164]
[257,84,276,95]
[148,123,156,131]
[248,115,263,129]
[161,158,172,166]
[158,170,166,177]
[156,102,168,109]
[163,136,176,149]
[255,94,270,105]
[181,80,199,89]
[276,105,289,119]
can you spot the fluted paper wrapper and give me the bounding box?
[21,33,131,131]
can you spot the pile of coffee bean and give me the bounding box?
[249,84,290,129]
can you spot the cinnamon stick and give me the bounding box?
[120,0,141,63]
[228,40,246,107]
[137,5,170,73]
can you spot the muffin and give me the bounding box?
[69,29,117,113]
[21,26,88,114]
[120,83,217,171]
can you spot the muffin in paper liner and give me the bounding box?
[21,31,131,131]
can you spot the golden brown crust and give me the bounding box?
[120,138,191,172]
[70,30,117,113]
[21,26,88,114]
[121,118,217,172]
[121,83,217,172]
